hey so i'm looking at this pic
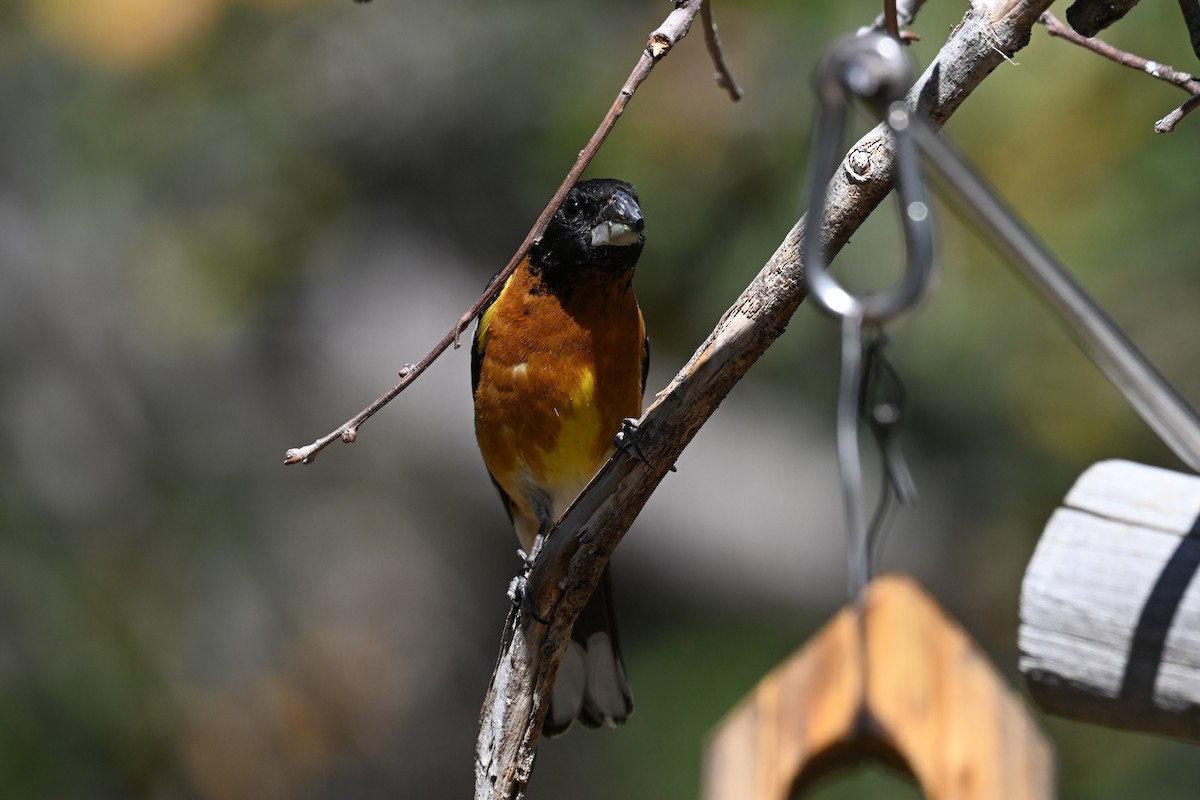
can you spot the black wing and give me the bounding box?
[641,333,649,399]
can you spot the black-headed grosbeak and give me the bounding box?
[471,178,647,736]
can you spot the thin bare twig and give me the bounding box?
[884,0,900,39]
[860,0,927,41]
[284,0,739,466]
[1040,11,1200,132]
[701,0,743,100]
[1041,11,1199,89]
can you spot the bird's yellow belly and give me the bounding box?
[475,355,632,548]
[536,366,611,499]
[481,362,612,490]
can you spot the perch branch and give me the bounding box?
[1040,12,1200,132]
[475,0,1057,797]
[284,0,739,465]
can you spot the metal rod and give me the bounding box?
[838,311,869,599]
[912,122,1200,473]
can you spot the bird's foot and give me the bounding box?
[507,557,550,625]
[612,417,677,472]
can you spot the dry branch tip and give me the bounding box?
[284,445,320,465]
[1155,92,1200,132]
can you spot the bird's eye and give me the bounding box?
[562,196,580,215]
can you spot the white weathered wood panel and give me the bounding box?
[1019,460,1200,741]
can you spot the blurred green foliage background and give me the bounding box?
[1,0,1199,797]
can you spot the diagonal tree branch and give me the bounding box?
[475,0,1057,797]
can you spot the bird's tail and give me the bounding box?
[542,566,634,737]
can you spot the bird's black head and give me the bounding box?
[531,178,645,275]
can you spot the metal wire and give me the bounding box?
[910,123,1200,473]
[837,311,870,597]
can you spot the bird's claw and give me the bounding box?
[506,575,525,606]
[612,417,677,472]
[507,573,550,625]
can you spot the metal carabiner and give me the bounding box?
[803,32,934,325]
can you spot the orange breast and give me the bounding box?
[474,264,645,548]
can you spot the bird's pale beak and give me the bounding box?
[590,190,644,247]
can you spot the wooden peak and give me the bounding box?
[704,574,1054,800]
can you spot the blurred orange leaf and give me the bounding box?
[29,0,225,70]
